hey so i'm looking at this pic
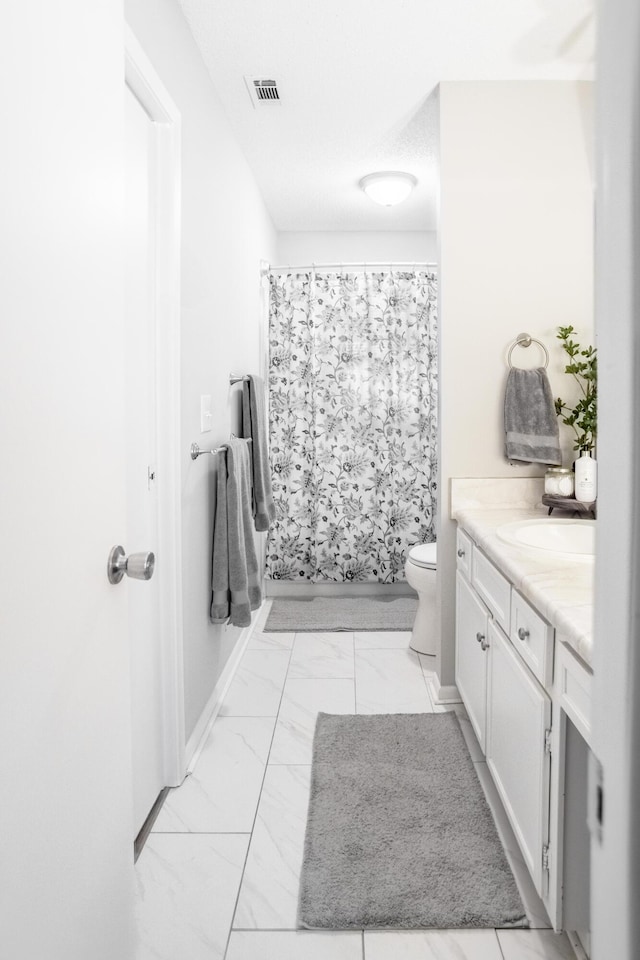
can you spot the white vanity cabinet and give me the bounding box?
[455,529,553,900]
[455,518,594,941]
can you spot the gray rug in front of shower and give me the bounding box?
[298,712,528,930]
[264,597,417,632]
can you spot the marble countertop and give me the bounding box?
[455,506,594,670]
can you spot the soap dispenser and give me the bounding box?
[575,449,597,502]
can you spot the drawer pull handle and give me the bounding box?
[517,627,530,641]
[457,548,465,558]
[476,632,485,644]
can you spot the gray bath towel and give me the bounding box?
[210,438,262,628]
[242,374,276,531]
[504,367,561,465]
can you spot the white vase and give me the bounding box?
[574,450,597,502]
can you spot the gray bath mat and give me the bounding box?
[298,712,528,930]
[264,597,417,632]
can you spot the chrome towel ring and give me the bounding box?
[508,333,549,369]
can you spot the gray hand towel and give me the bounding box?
[242,374,276,532]
[210,438,262,628]
[504,367,561,465]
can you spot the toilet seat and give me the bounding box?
[408,542,437,570]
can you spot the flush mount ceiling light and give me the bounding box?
[359,171,417,207]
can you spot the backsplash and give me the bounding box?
[450,477,545,519]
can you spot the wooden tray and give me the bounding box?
[541,494,596,518]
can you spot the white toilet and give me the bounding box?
[404,542,438,655]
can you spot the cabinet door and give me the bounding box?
[456,528,473,580]
[487,621,552,896]
[455,570,489,753]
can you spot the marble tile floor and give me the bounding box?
[134,600,576,960]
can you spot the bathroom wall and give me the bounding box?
[436,81,595,695]
[276,231,437,264]
[125,0,277,742]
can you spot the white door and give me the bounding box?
[455,571,489,752]
[125,84,167,837]
[0,2,135,956]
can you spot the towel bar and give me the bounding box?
[508,333,549,369]
[190,438,252,460]
[230,374,250,384]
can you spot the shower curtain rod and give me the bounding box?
[262,260,437,276]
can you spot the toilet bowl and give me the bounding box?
[405,542,437,656]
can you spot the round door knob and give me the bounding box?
[107,545,155,584]
[476,631,485,644]
[517,627,530,641]
[127,551,156,581]
[457,548,465,558]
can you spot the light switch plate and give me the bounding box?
[200,395,213,433]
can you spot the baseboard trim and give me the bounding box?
[426,674,461,705]
[134,787,170,862]
[184,606,263,772]
[566,931,590,960]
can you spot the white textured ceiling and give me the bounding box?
[178,0,594,232]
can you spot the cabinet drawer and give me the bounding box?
[456,528,473,580]
[471,547,511,633]
[510,591,554,689]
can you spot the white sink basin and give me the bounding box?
[496,518,596,561]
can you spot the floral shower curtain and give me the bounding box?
[266,269,438,583]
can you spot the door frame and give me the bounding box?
[591,0,640,954]
[125,26,185,787]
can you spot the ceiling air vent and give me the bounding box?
[244,76,281,108]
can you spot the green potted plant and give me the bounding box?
[554,325,597,453]
[554,325,597,502]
